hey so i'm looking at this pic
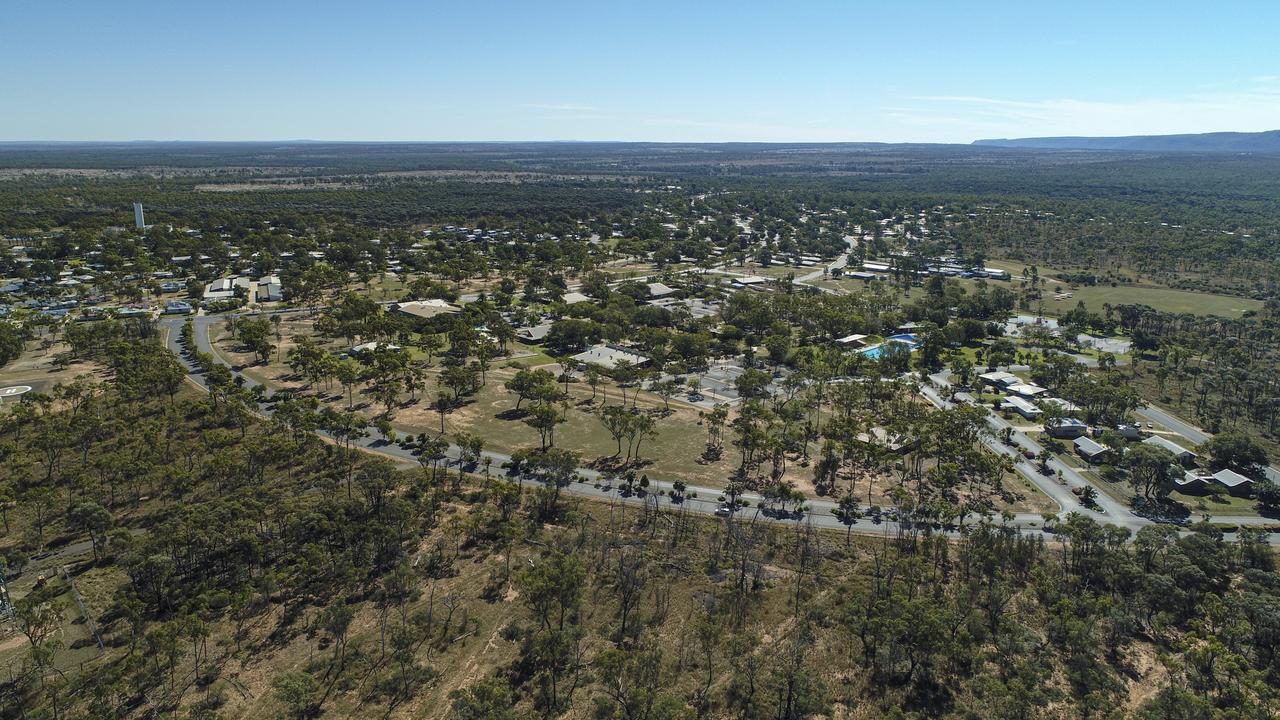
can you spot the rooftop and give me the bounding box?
[1006,382,1048,397]
[1074,436,1109,456]
[646,282,677,297]
[570,344,650,370]
[835,333,869,345]
[1000,396,1041,414]
[394,299,461,319]
[1211,468,1254,487]
[1142,435,1196,457]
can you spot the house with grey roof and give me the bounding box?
[1074,436,1111,464]
[1000,396,1042,420]
[1141,435,1197,466]
[516,322,554,343]
[1045,417,1088,439]
[646,282,677,298]
[1211,468,1255,497]
[1006,382,1048,399]
[978,371,1019,388]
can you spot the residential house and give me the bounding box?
[1175,470,1209,494]
[834,334,869,348]
[978,371,1019,389]
[646,282,677,298]
[1116,424,1142,440]
[1074,436,1111,464]
[1040,397,1081,414]
[1211,468,1255,497]
[1045,417,1089,439]
[1006,383,1048,399]
[516,322,554,344]
[1141,435,1197,467]
[1000,396,1042,420]
[255,282,282,303]
[730,276,769,289]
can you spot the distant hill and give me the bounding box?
[973,130,1280,153]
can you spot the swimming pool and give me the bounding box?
[859,333,919,359]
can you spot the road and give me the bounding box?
[1134,402,1280,483]
[919,380,1131,525]
[159,314,1279,544]
[794,235,856,287]
[1134,403,1209,445]
[160,314,1042,538]
[923,369,1279,536]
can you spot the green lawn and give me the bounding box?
[1040,445,1266,518]
[360,274,410,300]
[1035,281,1262,319]
[814,258,1257,319]
[214,321,1058,509]
[1170,490,1263,517]
[504,342,558,367]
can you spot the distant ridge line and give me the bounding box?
[973,129,1280,153]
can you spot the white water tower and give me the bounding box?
[133,202,146,229]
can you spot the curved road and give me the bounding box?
[159,313,1278,544]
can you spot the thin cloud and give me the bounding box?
[520,103,602,112]
[640,115,840,141]
[896,88,1280,140]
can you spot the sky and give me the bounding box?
[3,0,1279,143]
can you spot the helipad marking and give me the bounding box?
[0,385,32,398]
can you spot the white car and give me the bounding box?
[714,505,733,517]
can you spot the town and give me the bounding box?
[3,33,1280,718]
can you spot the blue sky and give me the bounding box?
[3,0,1278,142]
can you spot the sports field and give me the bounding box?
[1036,280,1262,318]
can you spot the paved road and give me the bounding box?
[795,235,856,286]
[923,370,1278,536]
[1134,403,1209,445]
[1134,403,1280,483]
[918,382,1118,521]
[160,314,1041,538]
[159,315,1279,544]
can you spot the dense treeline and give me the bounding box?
[1114,302,1280,456]
[0,175,644,233]
[5,145,1279,287]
